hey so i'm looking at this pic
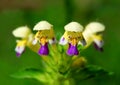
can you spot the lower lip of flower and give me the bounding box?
[38,43,49,55]
[67,43,79,56]
[16,52,21,57]
[93,42,103,52]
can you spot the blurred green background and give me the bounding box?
[0,0,120,85]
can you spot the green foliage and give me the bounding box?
[1,0,120,85]
[11,65,113,85]
[10,27,114,85]
[11,68,52,84]
[70,65,113,81]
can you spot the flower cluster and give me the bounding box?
[12,21,107,85]
[13,21,105,57]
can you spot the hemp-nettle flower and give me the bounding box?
[12,26,39,57]
[83,22,105,51]
[12,26,31,57]
[33,21,56,56]
[59,22,86,56]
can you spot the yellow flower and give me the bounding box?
[83,22,105,51]
[32,21,56,56]
[59,22,86,56]
[12,26,39,57]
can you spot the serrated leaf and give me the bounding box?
[11,68,52,83]
[70,65,114,80]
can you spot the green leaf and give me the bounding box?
[70,65,114,80]
[11,68,52,83]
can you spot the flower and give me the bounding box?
[12,26,39,57]
[59,22,86,56]
[83,22,105,51]
[33,21,56,56]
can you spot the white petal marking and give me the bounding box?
[15,46,25,54]
[59,37,68,45]
[49,38,57,44]
[32,39,38,45]
[94,39,104,48]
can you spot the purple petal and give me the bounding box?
[68,43,71,49]
[16,52,21,57]
[67,44,79,56]
[38,43,49,56]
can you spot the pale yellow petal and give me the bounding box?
[12,26,31,38]
[64,22,84,32]
[85,22,105,34]
[33,21,53,30]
